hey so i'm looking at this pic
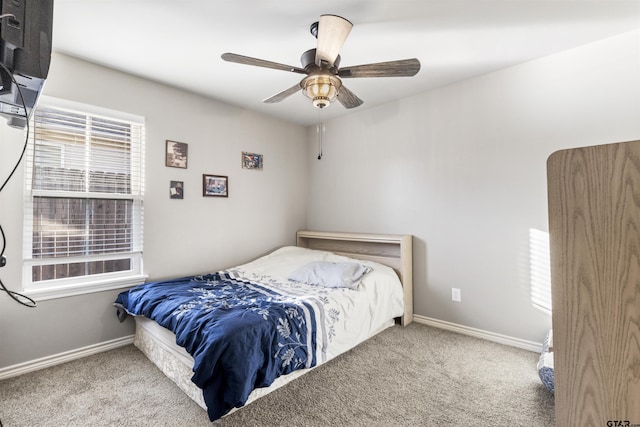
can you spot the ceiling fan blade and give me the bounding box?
[338,58,421,78]
[263,83,301,104]
[221,53,307,74]
[315,14,352,66]
[336,85,363,109]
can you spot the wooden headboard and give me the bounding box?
[296,230,413,326]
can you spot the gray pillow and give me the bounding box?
[288,261,371,290]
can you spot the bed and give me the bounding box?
[114,230,413,422]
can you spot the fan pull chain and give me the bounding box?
[317,110,324,160]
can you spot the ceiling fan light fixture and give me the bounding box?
[302,74,341,109]
[222,14,420,111]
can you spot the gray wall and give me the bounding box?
[306,30,640,344]
[2,29,639,369]
[0,54,309,368]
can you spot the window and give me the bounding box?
[23,97,146,299]
[529,228,552,313]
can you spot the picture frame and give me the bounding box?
[166,140,188,169]
[169,180,184,199]
[202,174,228,197]
[241,151,263,170]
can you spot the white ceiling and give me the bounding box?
[52,1,640,126]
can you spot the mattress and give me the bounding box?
[120,245,405,420]
[134,315,395,415]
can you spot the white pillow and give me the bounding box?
[288,261,371,290]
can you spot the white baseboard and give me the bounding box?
[413,315,542,353]
[0,335,134,381]
[0,319,541,381]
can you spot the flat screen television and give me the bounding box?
[0,0,53,129]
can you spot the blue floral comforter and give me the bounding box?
[114,272,318,421]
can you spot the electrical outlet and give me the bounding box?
[451,288,461,302]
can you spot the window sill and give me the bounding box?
[23,274,148,301]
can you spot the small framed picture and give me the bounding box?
[203,174,228,197]
[242,151,263,170]
[166,140,188,169]
[170,180,184,199]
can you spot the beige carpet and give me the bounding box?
[0,323,555,427]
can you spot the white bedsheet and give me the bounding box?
[227,246,404,361]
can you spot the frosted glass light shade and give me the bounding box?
[302,74,341,108]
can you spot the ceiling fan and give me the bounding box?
[221,14,421,109]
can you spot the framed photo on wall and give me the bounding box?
[166,140,188,169]
[241,151,263,170]
[202,174,228,197]
[169,180,184,199]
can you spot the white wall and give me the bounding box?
[307,30,640,343]
[0,53,308,368]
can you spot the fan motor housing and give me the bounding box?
[300,48,340,71]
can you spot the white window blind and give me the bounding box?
[23,98,146,298]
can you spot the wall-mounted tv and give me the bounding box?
[0,0,54,129]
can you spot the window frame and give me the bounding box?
[22,96,147,301]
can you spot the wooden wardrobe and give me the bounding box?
[547,140,640,426]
